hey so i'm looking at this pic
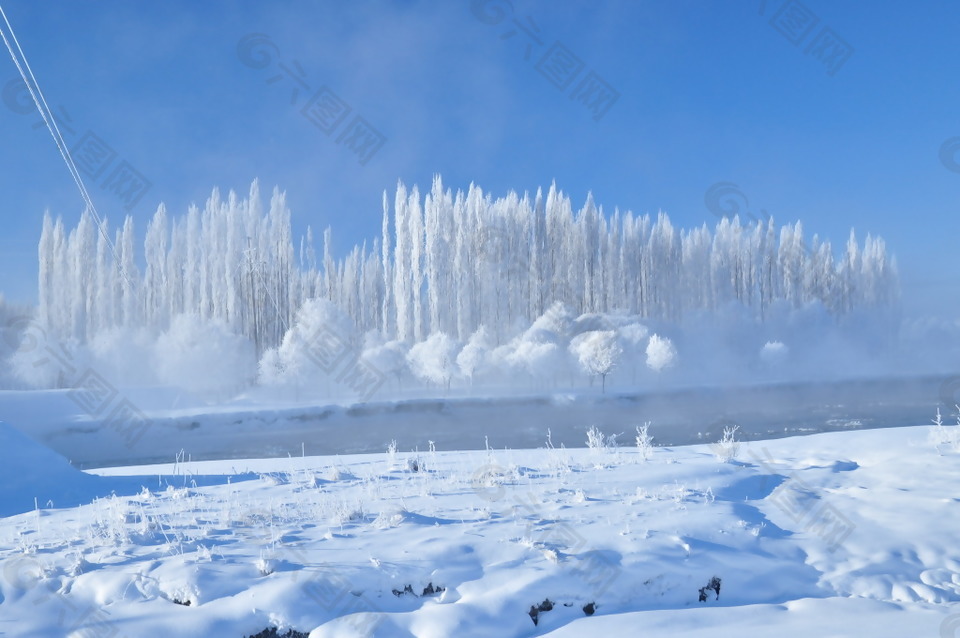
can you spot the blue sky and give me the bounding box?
[0,0,958,317]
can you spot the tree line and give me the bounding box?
[36,177,899,353]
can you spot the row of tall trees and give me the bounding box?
[39,181,305,352]
[37,177,899,351]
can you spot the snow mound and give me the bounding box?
[0,421,105,517]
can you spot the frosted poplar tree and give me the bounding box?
[34,176,900,377]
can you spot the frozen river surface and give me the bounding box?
[0,374,953,468]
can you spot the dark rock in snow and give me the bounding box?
[244,628,308,638]
[392,584,416,597]
[699,575,722,602]
[528,598,554,625]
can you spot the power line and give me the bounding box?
[0,3,136,290]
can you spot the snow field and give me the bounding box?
[0,425,958,636]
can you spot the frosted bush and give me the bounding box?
[88,326,156,386]
[646,333,677,374]
[931,407,960,454]
[154,314,256,394]
[492,311,576,386]
[618,322,650,347]
[256,555,277,576]
[635,422,654,461]
[586,425,618,456]
[9,327,74,388]
[257,348,285,386]
[529,301,574,338]
[361,336,409,391]
[406,332,459,388]
[760,341,789,365]
[711,425,741,462]
[457,326,491,382]
[258,298,357,389]
[507,339,565,381]
[7,321,96,389]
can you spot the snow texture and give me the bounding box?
[0,421,956,636]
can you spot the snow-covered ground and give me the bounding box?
[1,417,958,637]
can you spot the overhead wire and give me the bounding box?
[0,3,135,289]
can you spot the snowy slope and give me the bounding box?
[0,420,108,517]
[0,425,958,636]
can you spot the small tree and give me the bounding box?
[760,341,788,366]
[645,333,677,375]
[507,339,565,388]
[457,325,491,385]
[155,314,256,395]
[361,336,409,394]
[258,298,357,397]
[406,331,459,390]
[635,422,653,461]
[570,330,622,393]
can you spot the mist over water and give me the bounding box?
[6,373,947,468]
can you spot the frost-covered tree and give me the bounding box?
[154,314,257,395]
[498,335,567,387]
[33,176,899,392]
[760,340,788,367]
[570,330,622,392]
[646,333,677,375]
[361,334,409,393]
[406,331,459,389]
[457,325,491,384]
[258,298,357,396]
